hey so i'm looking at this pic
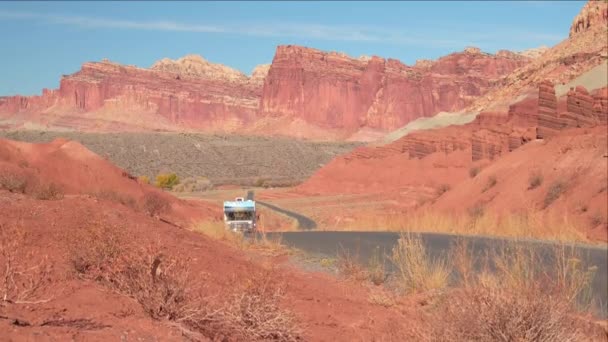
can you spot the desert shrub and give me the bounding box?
[436,184,451,197]
[432,283,586,342]
[65,220,299,340]
[481,175,497,193]
[469,166,480,178]
[213,268,301,341]
[528,171,543,190]
[467,203,485,219]
[0,171,27,193]
[390,233,449,294]
[68,223,128,278]
[173,177,213,192]
[155,173,180,190]
[254,178,267,188]
[138,175,150,185]
[1,224,52,305]
[143,192,170,217]
[91,190,137,210]
[430,243,597,341]
[367,246,387,286]
[589,212,606,227]
[33,183,64,200]
[544,180,567,208]
[336,246,368,282]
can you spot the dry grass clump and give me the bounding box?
[32,182,64,200]
[350,208,589,243]
[481,175,497,193]
[194,221,246,249]
[1,224,52,305]
[91,190,138,210]
[432,283,587,342]
[67,224,300,341]
[428,242,599,341]
[143,191,170,217]
[367,246,387,286]
[435,184,451,197]
[589,212,606,227]
[0,170,27,193]
[173,177,213,192]
[390,233,449,294]
[544,180,567,208]
[528,171,544,190]
[214,268,301,341]
[336,246,368,282]
[469,166,480,178]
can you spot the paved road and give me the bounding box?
[247,190,317,230]
[265,231,608,317]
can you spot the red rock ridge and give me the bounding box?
[259,45,527,132]
[1,60,262,131]
[570,0,608,37]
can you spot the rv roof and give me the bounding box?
[223,200,255,210]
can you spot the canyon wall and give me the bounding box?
[0,46,527,135]
[259,45,527,131]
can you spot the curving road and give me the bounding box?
[250,191,607,316]
[265,231,608,317]
[248,190,317,230]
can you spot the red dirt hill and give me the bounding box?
[0,137,216,226]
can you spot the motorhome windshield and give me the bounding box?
[225,211,254,221]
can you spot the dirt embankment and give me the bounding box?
[0,137,427,341]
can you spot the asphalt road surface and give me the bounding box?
[265,231,608,317]
[247,190,317,230]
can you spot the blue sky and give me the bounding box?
[0,1,586,96]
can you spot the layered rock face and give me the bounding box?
[537,82,607,139]
[1,59,262,130]
[259,45,528,131]
[569,0,608,37]
[0,46,526,135]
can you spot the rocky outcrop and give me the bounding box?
[1,60,262,130]
[259,45,527,131]
[250,64,271,85]
[516,46,550,59]
[593,87,608,124]
[150,55,248,83]
[536,80,560,139]
[537,81,606,138]
[570,0,608,37]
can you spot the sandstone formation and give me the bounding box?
[0,46,527,136]
[151,54,249,83]
[536,81,607,139]
[1,59,261,131]
[569,0,608,37]
[259,45,527,132]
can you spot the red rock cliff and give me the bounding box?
[570,0,608,37]
[259,45,528,132]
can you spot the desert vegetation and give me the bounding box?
[528,171,544,190]
[66,222,301,341]
[0,131,360,187]
[155,173,180,190]
[544,180,568,208]
[0,170,27,193]
[481,175,498,193]
[469,166,480,178]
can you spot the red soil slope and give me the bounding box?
[0,137,216,226]
[0,139,426,341]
